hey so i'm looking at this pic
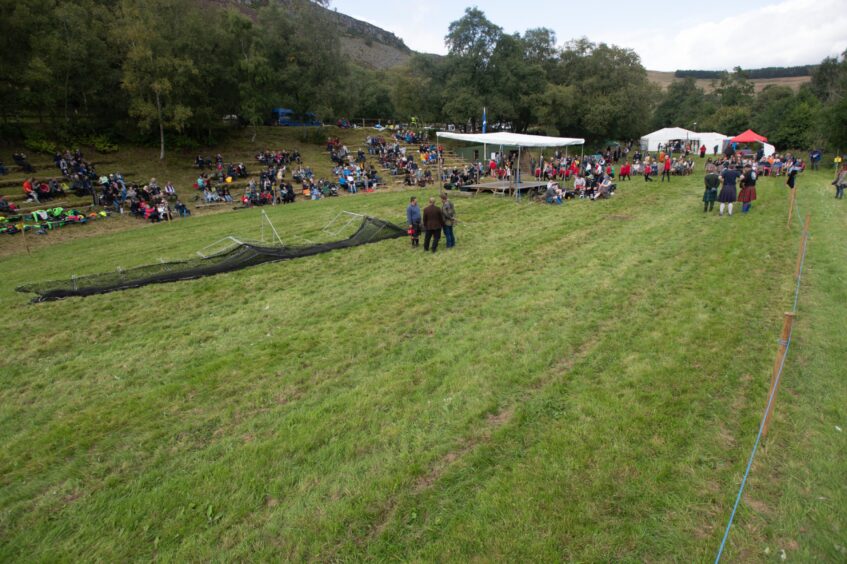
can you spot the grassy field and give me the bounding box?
[0,147,845,560]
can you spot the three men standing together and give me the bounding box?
[406,194,456,253]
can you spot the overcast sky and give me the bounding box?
[329,0,847,71]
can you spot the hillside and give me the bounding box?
[207,0,412,69]
[645,70,810,93]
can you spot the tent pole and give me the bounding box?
[515,145,521,201]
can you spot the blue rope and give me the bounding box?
[715,226,810,562]
[715,333,793,563]
[793,234,809,313]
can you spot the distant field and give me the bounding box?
[1,134,845,561]
[647,70,812,92]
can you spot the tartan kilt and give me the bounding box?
[737,185,757,203]
[703,188,717,202]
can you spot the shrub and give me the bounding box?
[297,126,331,145]
[88,134,118,153]
[24,136,57,154]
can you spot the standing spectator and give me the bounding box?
[738,164,758,213]
[785,165,799,191]
[406,196,421,248]
[661,156,672,182]
[422,197,443,253]
[703,164,719,213]
[619,161,631,181]
[700,145,707,158]
[718,164,741,217]
[440,193,456,248]
[809,149,822,171]
[833,163,847,199]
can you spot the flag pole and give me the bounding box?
[482,107,487,173]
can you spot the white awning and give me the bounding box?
[436,131,584,147]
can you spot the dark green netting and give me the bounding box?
[18,215,406,302]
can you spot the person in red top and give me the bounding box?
[620,161,631,181]
[22,178,38,203]
[661,156,672,182]
[488,158,497,177]
[699,145,707,158]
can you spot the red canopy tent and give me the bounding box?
[730,129,768,143]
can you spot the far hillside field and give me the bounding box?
[0,132,845,561]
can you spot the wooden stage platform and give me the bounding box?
[459,179,549,197]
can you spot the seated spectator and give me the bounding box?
[544,181,562,205]
[175,200,190,217]
[573,174,587,197]
[593,175,616,200]
[0,195,18,212]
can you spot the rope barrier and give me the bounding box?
[714,215,811,562]
[714,334,793,563]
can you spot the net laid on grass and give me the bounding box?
[18,215,406,302]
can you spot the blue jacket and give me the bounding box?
[406,204,421,225]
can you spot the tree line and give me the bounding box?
[1,2,845,156]
[675,66,814,80]
[654,60,847,150]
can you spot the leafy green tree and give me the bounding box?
[700,106,751,135]
[117,0,202,159]
[652,78,713,130]
[810,50,847,150]
[713,67,755,107]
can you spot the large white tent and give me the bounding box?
[640,127,732,154]
[436,131,585,148]
[640,127,697,152]
[697,132,731,154]
[436,131,585,200]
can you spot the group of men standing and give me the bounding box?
[406,193,456,253]
[703,162,760,216]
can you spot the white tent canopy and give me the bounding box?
[436,131,585,148]
[762,142,776,157]
[640,127,697,152]
[697,132,731,153]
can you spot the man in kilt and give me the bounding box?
[718,163,741,217]
[406,196,422,248]
[738,164,757,213]
[703,164,719,213]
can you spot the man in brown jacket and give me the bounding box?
[422,196,443,253]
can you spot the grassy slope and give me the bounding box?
[0,160,844,561]
[0,127,388,257]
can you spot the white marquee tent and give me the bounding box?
[640,127,698,152]
[436,131,586,199]
[436,131,585,148]
[698,132,731,154]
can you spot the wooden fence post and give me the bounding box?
[763,312,796,439]
[787,187,797,229]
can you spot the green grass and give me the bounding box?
[0,159,845,561]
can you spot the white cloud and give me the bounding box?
[594,0,847,70]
